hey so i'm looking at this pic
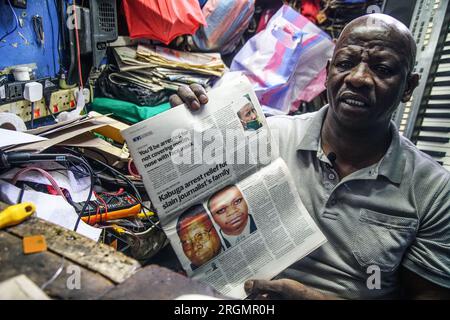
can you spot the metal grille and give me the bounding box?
[98,2,115,33]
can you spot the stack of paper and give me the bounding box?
[111,45,226,93]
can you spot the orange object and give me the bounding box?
[110,239,118,250]
[122,0,206,45]
[81,204,141,225]
[23,235,47,254]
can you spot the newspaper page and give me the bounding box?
[122,77,327,299]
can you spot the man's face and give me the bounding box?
[239,104,258,124]
[209,186,249,236]
[178,215,222,267]
[327,21,416,130]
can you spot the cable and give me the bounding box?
[30,102,35,129]
[128,159,141,178]
[93,191,108,223]
[0,150,95,232]
[11,166,67,201]
[40,257,65,290]
[0,0,19,43]
[64,148,142,203]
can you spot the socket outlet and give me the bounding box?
[0,89,76,121]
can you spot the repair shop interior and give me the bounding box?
[0,0,449,301]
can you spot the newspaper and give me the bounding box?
[122,77,326,299]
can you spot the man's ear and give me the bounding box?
[401,73,419,103]
[325,59,331,85]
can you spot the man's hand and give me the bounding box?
[244,279,340,300]
[169,84,209,111]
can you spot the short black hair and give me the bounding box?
[207,185,238,213]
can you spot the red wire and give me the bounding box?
[128,159,141,178]
[94,191,108,222]
[101,188,124,196]
[73,1,83,89]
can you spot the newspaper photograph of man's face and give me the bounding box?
[237,96,263,132]
[176,204,223,271]
[207,185,257,249]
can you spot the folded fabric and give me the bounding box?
[91,98,171,124]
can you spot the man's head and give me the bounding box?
[207,185,249,236]
[238,103,262,130]
[177,205,222,267]
[326,14,419,131]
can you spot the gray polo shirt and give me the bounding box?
[267,105,450,299]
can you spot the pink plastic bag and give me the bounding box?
[231,5,334,114]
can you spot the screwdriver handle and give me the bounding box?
[0,202,36,229]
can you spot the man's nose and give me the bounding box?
[345,63,373,88]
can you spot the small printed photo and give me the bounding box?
[237,97,263,132]
[207,185,257,249]
[176,204,223,271]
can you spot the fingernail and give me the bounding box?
[199,95,208,104]
[192,101,200,109]
[244,280,254,293]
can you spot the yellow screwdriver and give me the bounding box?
[0,203,36,230]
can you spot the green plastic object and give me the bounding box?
[91,98,171,124]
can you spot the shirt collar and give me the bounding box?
[376,123,406,184]
[296,105,405,184]
[296,105,329,152]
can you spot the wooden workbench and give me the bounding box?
[0,217,224,299]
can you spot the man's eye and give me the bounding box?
[234,198,242,205]
[373,65,392,76]
[336,61,354,70]
[216,208,225,215]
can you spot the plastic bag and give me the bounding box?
[95,66,170,107]
[122,0,206,44]
[192,0,255,54]
[231,5,334,114]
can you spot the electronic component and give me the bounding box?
[73,192,141,225]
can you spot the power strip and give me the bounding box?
[0,89,78,122]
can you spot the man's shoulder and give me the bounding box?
[267,111,319,127]
[267,111,319,146]
[398,134,450,195]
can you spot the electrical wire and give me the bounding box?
[40,257,65,290]
[63,147,163,231]
[0,0,19,43]
[67,155,95,231]
[128,159,141,178]
[11,166,67,201]
[30,102,35,129]
[93,191,108,223]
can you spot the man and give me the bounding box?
[169,14,450,299]
[176,204,223,270]
[237,102,263,131]
[207,185,257,248]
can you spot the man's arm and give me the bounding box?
[244,279,342,300]
[399,267,450,299]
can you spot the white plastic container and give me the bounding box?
[13,67,31,81]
